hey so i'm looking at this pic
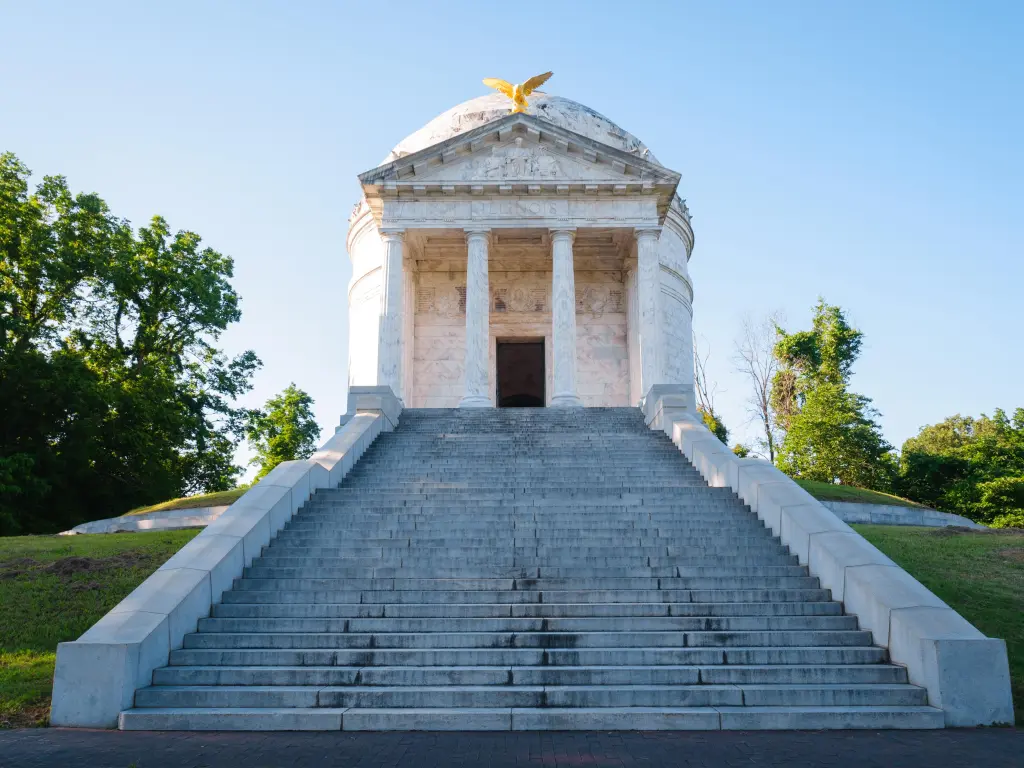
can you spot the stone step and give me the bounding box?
[168,646,889,668]
[262,543,793,557]
[182,630,872,651]
[219,588,834,605]
[211,601,846,619]
[253,562,805,573]
[315,489,738,499]
[154,663,909,688]
[280,523,765,535]
[256,551,802,567]
[230,577,821,591]
[244,565,808,579]
[276,524,763,536]
[117,705,945,731]
[241,565,691,579]
[133,683,928,709]
[197,615,857,634]
[290,520,754,530]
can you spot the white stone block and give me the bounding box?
[312,413,381,486]
[109,567,211,649]
[779,503,853,566]
[749,482,804,536]
[753,481,833,540]
[807,531,895,602]
[234,483,293,536]
[844,564,948,646]
[51,610,170,728]
[642,386,695,432]
[733,461,799,511]
[690,440,733,488]
[203,497,273,567]
[157,533,244,604]
[347,385,402,430]
[257,460,325,518]
[888,606,1014,725]
[669,417,711,461]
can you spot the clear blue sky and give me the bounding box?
[2,1,1022,474]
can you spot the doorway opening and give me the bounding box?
[496,340,545,407]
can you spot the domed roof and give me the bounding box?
[385,93,660,166]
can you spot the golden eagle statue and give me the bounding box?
[482,71,553,114]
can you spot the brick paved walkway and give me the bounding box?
[1,728,1021,768]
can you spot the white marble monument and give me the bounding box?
[346,93,696,409]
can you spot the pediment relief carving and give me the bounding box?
[408,137,626,184]
[362,114,679,188]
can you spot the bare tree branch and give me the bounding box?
[692,332,719,415]
[733,312,783,463]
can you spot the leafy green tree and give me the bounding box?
[772,299,894,488]
[895,408,1024,523]
[778,382,895,488]
[698,405,729,445]
[732,444,751,458]
[0,152,258,534]
[977,476,1024,527]
[246,384,321,481]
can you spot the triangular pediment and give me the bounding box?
[359,113,680,194]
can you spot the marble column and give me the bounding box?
[460,228,492,407]
[377,227,405,404]
[549,228,583,407]
[624,257,642,406]
[634,226,663,397]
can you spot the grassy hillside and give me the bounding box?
[124,488,247,516]
[797,479,924,508]
[855,524,1024,724]
[0,530,200,727]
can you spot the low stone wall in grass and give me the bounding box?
[60,506,231,536]
[822,501,985,530]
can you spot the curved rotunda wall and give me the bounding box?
[347,93,696,406]
[346,205,384,389]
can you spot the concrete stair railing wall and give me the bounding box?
[49,387,402,728]
[643,389,1015,727]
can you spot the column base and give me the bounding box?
[459,396,492,408]
[550,393,584,408]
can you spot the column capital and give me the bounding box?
[634,225,662,243]
[379,227,406,241]
[464,227,492,243]
[549,227,577,242]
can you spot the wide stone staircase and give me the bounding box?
[120,408,943,730]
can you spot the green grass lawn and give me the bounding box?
[124,487,247,516]
[854,524,1024,724]
[0,530,200,728]
[798,479,924,508]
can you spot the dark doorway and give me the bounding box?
[496,341,545,407]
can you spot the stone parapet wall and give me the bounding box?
[650,396,1014,727]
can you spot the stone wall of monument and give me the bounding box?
[658,221,695,403]
[346,212,385,388]
[412,269,629,408]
